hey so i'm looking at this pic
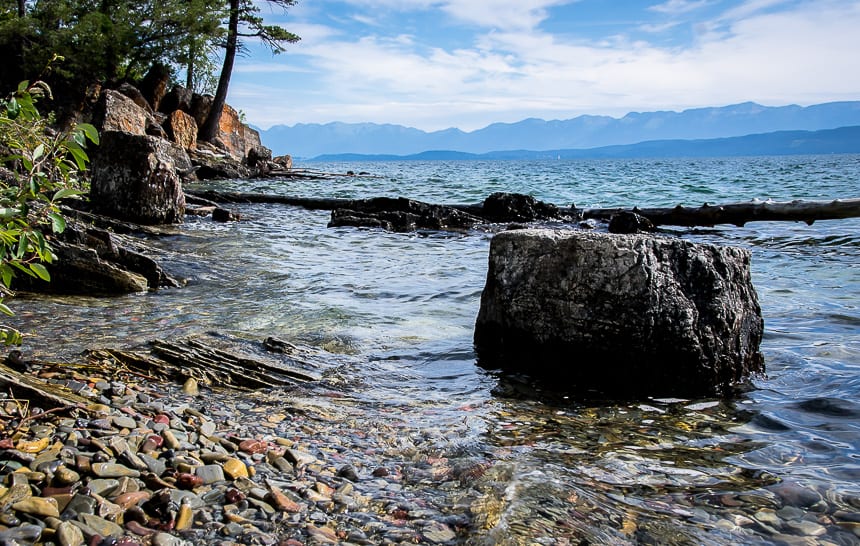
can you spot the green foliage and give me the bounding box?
[0,0,229,98]
[0,80,98,345]
[237,0,300,53]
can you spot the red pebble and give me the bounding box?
[225,488,245,503]
[153,414,170,425]
[238,439,268,454]
[140,434,163,452]
[0,438,14,449]
[175,473,203,490]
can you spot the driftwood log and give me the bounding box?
[186,189,860,230]
[582,198,860,227]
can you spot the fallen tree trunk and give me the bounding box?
[186,189,354,210]
[186,189,860,230]
[581,198,860,227]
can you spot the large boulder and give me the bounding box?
[116,82,153,113]
[93,89,165,138]
[13,222,182,295]
[90,131,186,224]
[190,93,212,129]
[474,229,764,397]
[159,85,193,115]
[165,110,198,150]
[93,90,148,135]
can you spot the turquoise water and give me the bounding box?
[12,155,860,544]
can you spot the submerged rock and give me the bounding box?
[474,229,764,397]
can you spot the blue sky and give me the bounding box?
[230,0,860,131]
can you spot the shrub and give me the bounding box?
[0,79,98,345]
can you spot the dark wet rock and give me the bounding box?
[474,229,764,397]
[795,397,860,418]
[246,146,272,168]
[158,85,193,115]
[90,131,186,225]
[329,197,484,232]
[608,211,656,234]
[212,207,240,222]
[480,192,561,223]
[139,63,172,111]
[117,83,153,113]
[13,220,181,294]
[189,93,212,129]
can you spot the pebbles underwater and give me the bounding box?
[3,355,860,545]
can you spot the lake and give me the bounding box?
[13,155,860,544]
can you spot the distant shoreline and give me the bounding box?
[303,125,860,162]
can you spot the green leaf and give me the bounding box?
[49,212,67,234]
[52,188,85,201]
[17,80,29,93]
[29,262,50,282]
[32,143,45,161]
[77,123,100,145]
[65,141,88,170]
[11,261,35,277]
[0,264,12,289]
[0,207,20,221]
[0,302,13,316]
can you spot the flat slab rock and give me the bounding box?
[474,229,765,398]
[86,332,344,391]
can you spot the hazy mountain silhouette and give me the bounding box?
[310,126,860,161]
[258,101,860,158]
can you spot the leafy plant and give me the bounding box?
[0,79,98,345]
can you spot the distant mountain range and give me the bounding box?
[258,101,860,159]
[311,126,860,161]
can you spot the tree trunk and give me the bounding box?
[185,44,195,90]
[17,0,25,17]
[199,0,239,143]
[581,198,860,227]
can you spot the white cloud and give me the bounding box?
[439,0,575,30]
[649,0,711,14]
[232,0,860,130]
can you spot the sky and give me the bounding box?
[229,0,860,131]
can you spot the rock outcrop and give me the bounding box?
[90,131,186,225]
[474,229,764,397]
[216,104,262,161]
[12,216,182,294]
